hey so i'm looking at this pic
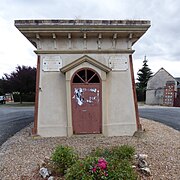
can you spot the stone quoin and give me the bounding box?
[15,19,150,137]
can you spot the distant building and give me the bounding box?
[146,68,180,107]
[5,93,14,102]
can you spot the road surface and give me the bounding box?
[1,105,179,147]
[0,106,34,146]
[139,106,180,131]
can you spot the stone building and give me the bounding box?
[146,68,180,106]
[15,19,150,137]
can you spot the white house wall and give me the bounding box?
[146,68,176,105]
[106,66,136,136]
[37,60,67,137]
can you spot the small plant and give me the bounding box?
[65,145,137,179]
[90,157,108,179]
[51,145,78,175]
[107,159,137,180]
[90,145,135,162]
[110,145,135,161]
[65,157,97,179]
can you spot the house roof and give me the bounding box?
[149,67,175,82]
[60,55,112,73]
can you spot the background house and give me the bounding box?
[146,68,180,107]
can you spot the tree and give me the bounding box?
[2,65,36,103]
[136,56,153,101]
[0,79,4,95]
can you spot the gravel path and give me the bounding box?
[0,118,179,180]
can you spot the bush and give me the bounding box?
[65,157,99,180]
[13,93,20,102]
[90,145,135,162]
[65,145,137,179]
[110,145,135,161]
[136,88,146,102]
[108,159,137,180]
[13,93,35,102]
[51,145,78,175]
[22,93,35,102]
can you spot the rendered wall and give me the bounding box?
[106,69,136,136]
[37,54,136,136]
[37,59,67,136]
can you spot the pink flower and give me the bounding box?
[98,162,107,169]
[92,167,97,172]
[97,158,107,169]
[104,172,108,176]
[98,158,106,163]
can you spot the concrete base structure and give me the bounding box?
[15,19,150,137]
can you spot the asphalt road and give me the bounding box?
[0,104,179,147]
[139,106,180,131]
[0,106,34,146]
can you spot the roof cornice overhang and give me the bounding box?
[60,55,112,73]
[35,49,135,54]
[15,19,150,45]
[15,19,150,30]
[15,25,150,32]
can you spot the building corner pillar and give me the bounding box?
[32,55,40,135]
[129,55,142,130]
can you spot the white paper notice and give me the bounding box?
[109,56,128,71]
[42,56,62,72]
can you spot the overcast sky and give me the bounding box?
[0,0,180,79]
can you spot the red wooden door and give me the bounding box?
[71,68,102,134]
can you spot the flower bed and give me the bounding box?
[47,145,137,179]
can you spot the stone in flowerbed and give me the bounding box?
[39,145,138,179]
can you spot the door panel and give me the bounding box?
[71,68,101,134]
[72,84,101,134]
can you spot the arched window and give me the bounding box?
[72,69,100,83]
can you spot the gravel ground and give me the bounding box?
[0,118,179,180]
